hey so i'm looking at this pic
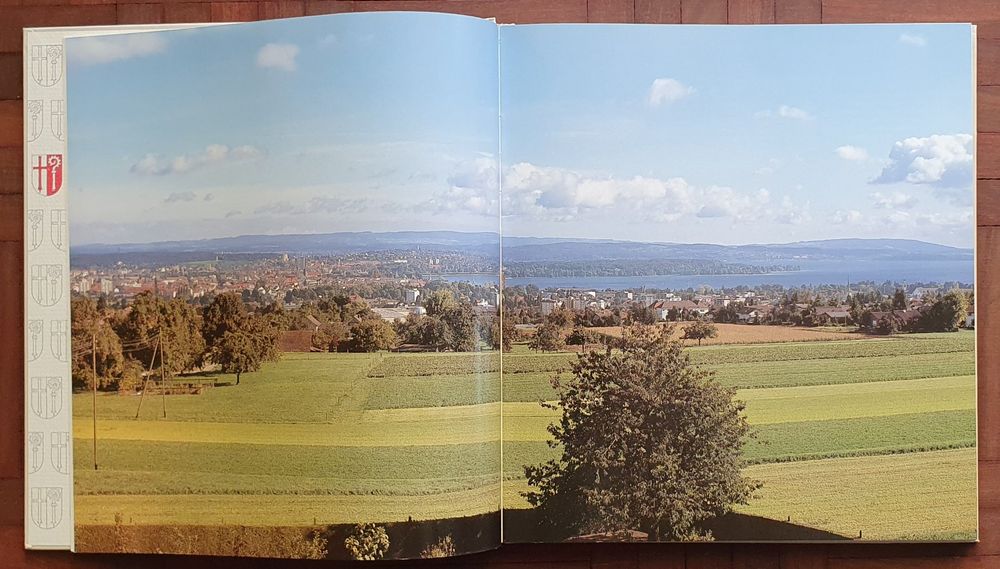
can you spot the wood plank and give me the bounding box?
[0,147,19,197]
[635,0,681,23]
[304,0,353,15]
[260,0,305,18]
[0,53,22,101]
[210,0,259,20]
[979,179,1000,226]
[117,2,165,23]
[981,86,1000,133]
[728,0,774,24]
[775,0,820,23]
[780,545,830,569]
[163,1,211,22]
[822,0,1000,23]
[681,0,727,23]
[980,133,1000,179]
[978,227,1000,460]
[588,0,634,23]
[637,544,685,569]
[0,101,21,148]
[731,544,780,568]
[687,544,733,569]
[980,38,1000,86]
[0,242,20,480]
[352,0,589,23]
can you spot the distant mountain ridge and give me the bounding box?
[72,231,971,264]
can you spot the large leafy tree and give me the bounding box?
[210,313,280,384]
[349,318,398,352]
[919,290,968,332]
[529,323,565,353]
[201,292,247,351]
[113,292,204,376]
[524,325,758,541]
[71,296,124,390]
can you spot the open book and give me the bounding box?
[23,13,978,559]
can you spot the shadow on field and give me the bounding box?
[502,508,850,542]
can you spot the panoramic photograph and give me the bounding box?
[65,13,502,559]
[497,23,976,542]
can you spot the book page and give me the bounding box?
[60,13,501,559]
[24,22,217,551]
[499,23,976,544]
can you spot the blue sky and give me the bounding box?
[501,23,974,247]
[67,18,974,248]
[66,12,499,245]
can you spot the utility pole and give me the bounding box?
[92,331,97,470]
[134,338,160,419]
[160,335,167,418]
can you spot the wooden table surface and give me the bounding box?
[0,0,998,567]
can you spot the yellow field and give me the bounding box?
[588,322,863,346]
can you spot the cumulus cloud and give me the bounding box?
[647,78,694,107]
[871,191,917,209]
[871,133,973,188]
[256,43,299,71]
[899,33,927,47]
[131,144,265,176]
[502,161,808,225]
[835,145,868,161]
[424,157,499,216]
[756,105,813,121]
[69,34,166,65]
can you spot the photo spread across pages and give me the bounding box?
[498,23,977,544]
[27,13,978,561]
[63,13,501,559]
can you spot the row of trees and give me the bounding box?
[71,291,283,391]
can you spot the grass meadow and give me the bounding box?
[74,328,977,552]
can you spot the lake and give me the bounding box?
[437,259,974,290]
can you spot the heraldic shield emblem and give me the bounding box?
[27,432,44,474]
[51,432,70,474]
[32,154,63,197]
[27,210,43,251]
[30,487,63,529]
[50,209,68,251]
[27,320,43,362]
[50,100,65,141]
[26,100,43,142]
[30,377,63,419]
[31,45,63,88]
[30,264,62,307]
[50,320,68,362]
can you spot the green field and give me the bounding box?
[75,330,977,544]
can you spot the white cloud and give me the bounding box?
[756,105,813,121]
[70,34,167,65]
[835,145,869,161]
[647,78,694,107]
[256,43,299,72]
[899,33,927,47]
[754,158,781,176]
[502,161,807,226]
[131,144,265,176]
[425,157,499,216]
[830,209,863,225]
[872,133,973,188]
[871,191,917,209]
